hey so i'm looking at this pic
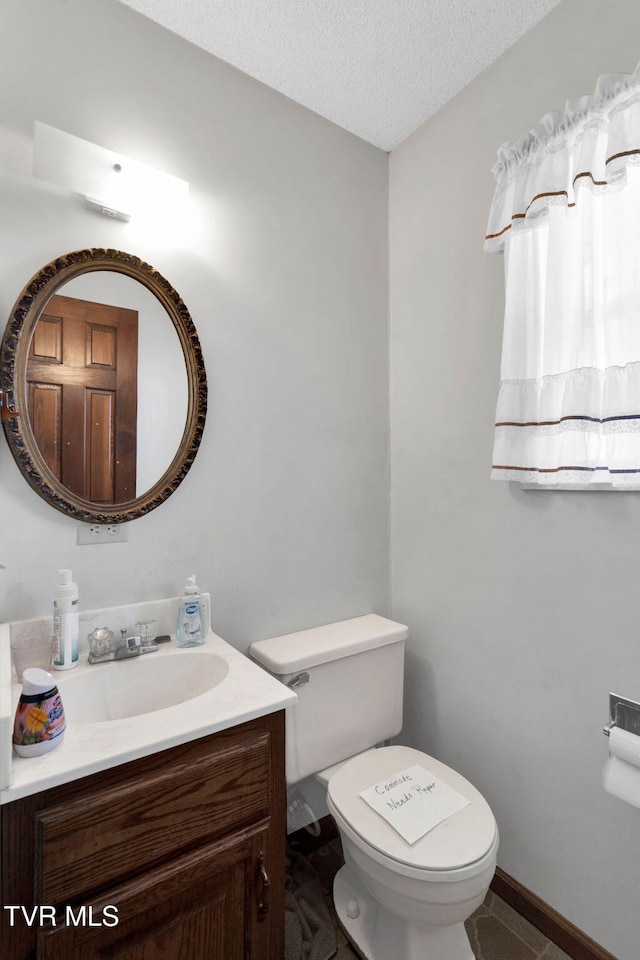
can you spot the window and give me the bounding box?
[485,67,640,488]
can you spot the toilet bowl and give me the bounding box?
[249,615,499,960]
[325,745,498,960]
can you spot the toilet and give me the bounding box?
[250,614,498,960]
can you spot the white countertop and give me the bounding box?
[0,617,296,804]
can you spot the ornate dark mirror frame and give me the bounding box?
[1,248,207,523]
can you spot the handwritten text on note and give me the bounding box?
[359,764,470,844]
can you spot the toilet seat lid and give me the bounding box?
[327,745,497,872]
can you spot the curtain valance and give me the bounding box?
[485,64,640,253]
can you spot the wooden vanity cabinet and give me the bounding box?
[0,711,286,960]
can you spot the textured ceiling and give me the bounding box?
[116,0,563,151]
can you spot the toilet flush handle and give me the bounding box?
[287,672,309,689]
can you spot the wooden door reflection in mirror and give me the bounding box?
[28,294,138,503]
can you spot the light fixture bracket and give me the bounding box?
[82,196,131,222]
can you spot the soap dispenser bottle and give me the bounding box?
[52,569,79,670]
[176,575,205,647]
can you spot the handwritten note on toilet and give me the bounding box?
[359,765,471,845]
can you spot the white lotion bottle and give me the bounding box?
[52,569,79,670]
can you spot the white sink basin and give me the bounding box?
[58,650,230,723]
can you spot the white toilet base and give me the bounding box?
[334,864,475,960]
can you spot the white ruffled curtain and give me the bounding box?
[485,66,640,487]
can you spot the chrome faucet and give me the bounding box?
[87,627,158,664]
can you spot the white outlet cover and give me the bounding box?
[77,523,128,545]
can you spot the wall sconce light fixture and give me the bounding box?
[33,121,188,222]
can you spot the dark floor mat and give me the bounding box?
[285,844,338,960]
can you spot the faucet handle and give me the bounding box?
[88,627,116,657]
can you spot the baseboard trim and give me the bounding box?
[491,868,618,960]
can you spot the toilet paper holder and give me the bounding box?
[603,692,640,737]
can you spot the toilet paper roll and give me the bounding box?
[603,727,640,809]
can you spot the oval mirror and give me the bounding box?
[1,249,207,523]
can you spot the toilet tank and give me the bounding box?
[250,614,407,784]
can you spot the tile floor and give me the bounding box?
[300,837,572,960]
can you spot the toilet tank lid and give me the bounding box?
[250,614,407,674]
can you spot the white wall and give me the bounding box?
[0,0,390,647]
[390,2,640,958]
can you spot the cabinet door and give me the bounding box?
[37,825,270,960]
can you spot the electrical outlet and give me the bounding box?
[77,523,128,545]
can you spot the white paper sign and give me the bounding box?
[359,764,471,845]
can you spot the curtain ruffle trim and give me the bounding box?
[493,362,640,485]
[485,63,640,251]
[495,360,640,435]
[493,64,640,175]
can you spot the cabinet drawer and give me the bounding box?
[35,730,271,904]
